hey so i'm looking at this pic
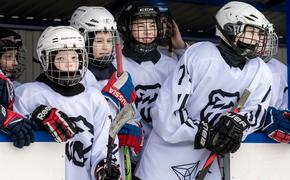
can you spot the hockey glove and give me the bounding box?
[195,112,249,155]
[102,71,136,110]
[31,105,78,143]
[118,120,144,156]
[0,106,38,148]
[95,159,121,180]
[262,107,290,143]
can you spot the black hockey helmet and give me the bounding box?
[117,1,162,54]
[0,29,22,54]
[0,29,24,79]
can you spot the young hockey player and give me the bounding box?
[0,29,37,148]
[135,1,275,179]
[0,29,24,87]
[117,1,189,145]
[13,26,121,180]
[70,6,143,179]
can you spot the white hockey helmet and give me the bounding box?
[215,1,278,59]
[70,6,117,33]
[70,6,117,67]
[37,26,88,86]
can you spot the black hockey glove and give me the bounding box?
[195,112,249,155]
[31,105,78,143]
[95,159,121,180]
[0,106,38,148]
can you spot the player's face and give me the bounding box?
[131,18,157,44]
[0,50,18,72]
[92,32,113,59]
[237,26,261,45]
[54,50,79,72]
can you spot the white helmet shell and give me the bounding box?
[215,1,273,38]
[37,26,88,86]
[70,6,117,33]
[37,26,86,71]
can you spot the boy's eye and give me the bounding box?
[55,57,63,61]
[95,39,103,43]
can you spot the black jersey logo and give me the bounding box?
[65,116,94,167]
[200,89,240,124]
[171,161,199,180]
[135,83,161,122]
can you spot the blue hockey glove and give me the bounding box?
[262,107,290,143]
[118,120,144,156]
[0,106,38,148]
[102,71,136,110]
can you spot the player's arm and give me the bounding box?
[151,48,201,143]
[238,68,272,138]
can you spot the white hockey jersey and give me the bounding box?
[81,69,109,91]
[13,82,118,180]
[115,53,178,141]
[136,42,272,180]
[267,58,288,109]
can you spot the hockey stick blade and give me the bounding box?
[196,88,251,180]
[104,104,135,177]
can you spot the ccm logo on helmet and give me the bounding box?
[139,8,154,12]
[37,106,52,120]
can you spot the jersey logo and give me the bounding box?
[66,116,94,167]
[135,83,161,122]
[200,89,240,124]
[171,161,199,180]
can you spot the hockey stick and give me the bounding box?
[115,31,132,180]
[104,104,135,178]
[196,88,251,180]
[196,59,264,180]
[116,31,123,77]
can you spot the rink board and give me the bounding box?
[230,133,290,180]
[0,131,65,180]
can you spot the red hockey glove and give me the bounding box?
[31,105,78,142]
[102,71,136,110]
[0,106,38,148]
[118,120,144,156]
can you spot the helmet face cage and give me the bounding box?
[260,32,278,62]
[85,30,117,68]
[118,3,162,53]
[44,47,88,86]
[221,22,277,59]
[130,17,159,44]
[0,38,25,80]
